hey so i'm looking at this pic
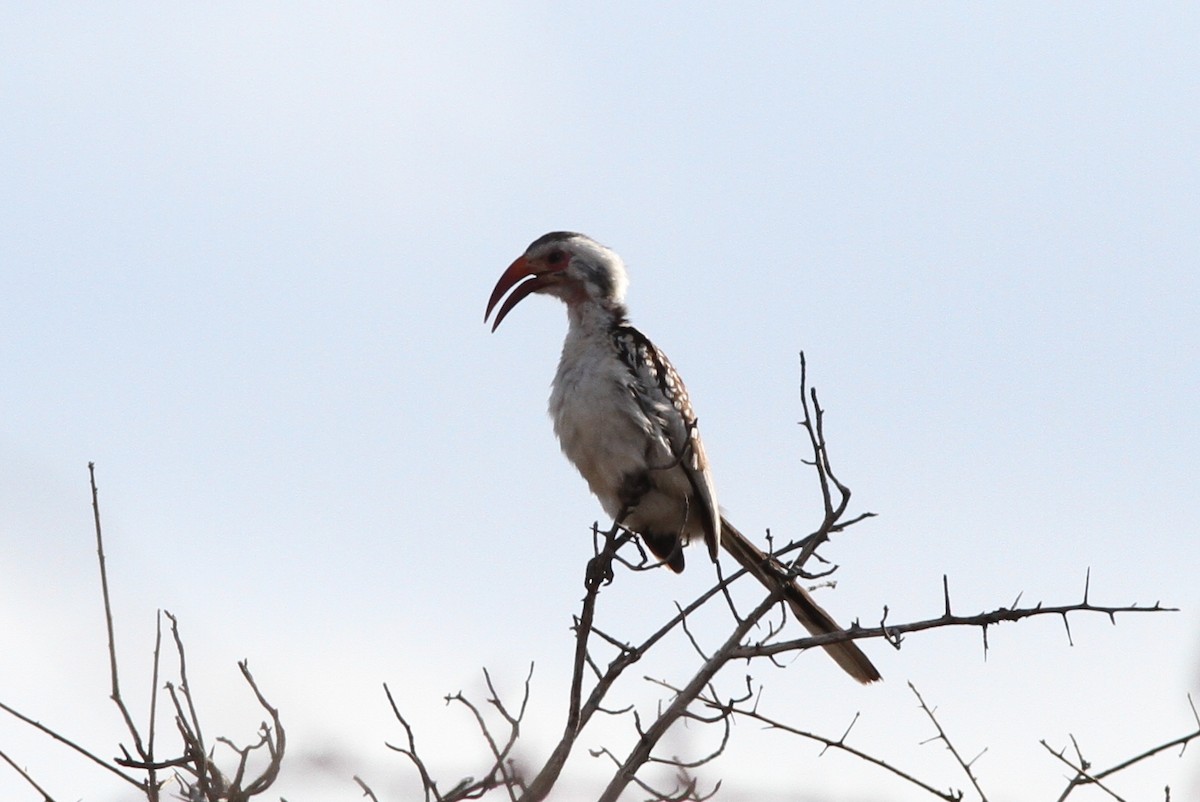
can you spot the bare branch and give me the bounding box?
[705,696,962,801]
[163,610,214,798]
[911,683,989,801]
[354,775,382,802]
[441,665,531,802]
[595,590,785,802]
[89,462,152,768]
[3,465,286,802]
[522,522,629,800]
[146,610,164,796]
[1045,694,1200,801]
[0,697,143,789]
[0,746,60,802]
[1042,738,1125,802]
[792,353,855,571]
[383,683,442,802]
[231,660,286,799]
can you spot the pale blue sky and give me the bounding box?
[2,5,1197,801]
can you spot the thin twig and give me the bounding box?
[910,683,989,801]
[708,699,961,801]
[0,746,61,802]
[1045,694,1200,801]
[146,609,164,800]
[1042,739,1125,802]
[164,610,211,797]
[442,665,530,801]
[233,660,286,798]
[383,683,442,802]
[89,462,150,765]
[354,775,382,802]
[0,698,142,788]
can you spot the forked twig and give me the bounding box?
[1043,694,1200,801]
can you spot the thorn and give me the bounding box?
[837,711,861,746]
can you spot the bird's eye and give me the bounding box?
[546,250,566,265]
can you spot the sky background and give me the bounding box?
[1,4,1197,801]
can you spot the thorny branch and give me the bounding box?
[378,353,1187,802]
[734,574,1175,661]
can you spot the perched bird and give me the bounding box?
[486,232,880,683]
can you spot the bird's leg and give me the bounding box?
[712,558,745,623]
[586,509,633,589]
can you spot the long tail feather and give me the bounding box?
[719,517,881,684]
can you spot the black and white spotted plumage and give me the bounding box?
[486,232,881,683]
[607,323,720,571]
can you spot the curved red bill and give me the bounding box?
[485,256,553,331]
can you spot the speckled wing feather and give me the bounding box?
[610,324,722,561]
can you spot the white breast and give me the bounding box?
[550,328,654,519]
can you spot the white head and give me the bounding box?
[486,232,629,329]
